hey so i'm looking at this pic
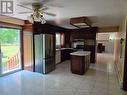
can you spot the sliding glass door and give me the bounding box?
[0,27,21,75]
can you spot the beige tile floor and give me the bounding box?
[0,54,127,95]
[96,53,114,64]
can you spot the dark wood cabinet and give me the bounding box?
[61,49,74,62]
[71,56,85,75]
[33,23,98,64]
[61,49,66,62]
[70,54,90,75]
[67,27,97,63]
[84,45,96,63]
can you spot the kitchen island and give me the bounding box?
[70,51,91,75]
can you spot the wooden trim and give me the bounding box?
[70,17,92,28]
[21,28,24,70]
[23,24,33,32]
[0,15,24,26]
[70,17,92,26]
[23,20,33,32]
[123,25,127,91]
[98,26,119,33]
[114,63,123,85]
[33,33,35,72]
[70,23,81,29]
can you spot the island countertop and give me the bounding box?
[70,51,91,56]
[56,48,73,51]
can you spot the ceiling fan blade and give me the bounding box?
[17,4,32,10]
[43,12,56,16]
[46,3,64,8]
[41,0,53,4]
[19,0,53,6]
[18,12,32,14]
[40,6,49,11]
[20,0,52,5]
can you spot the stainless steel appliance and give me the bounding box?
[71,39,85,51]
[34,34,55,74]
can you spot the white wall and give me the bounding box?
[97,33,115,54]
[114,16,127,84]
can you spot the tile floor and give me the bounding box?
[0,60,127,95]
[96,53,114,64]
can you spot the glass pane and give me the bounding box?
[56,33,61,46]
[0,28,21,74]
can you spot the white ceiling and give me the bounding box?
[6,0,127,28]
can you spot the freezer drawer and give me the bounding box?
[43,58,55,74]
[35,59,43,73]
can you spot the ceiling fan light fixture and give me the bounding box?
[28,14,34,24]
[18,3,57,24]
[28,14,46,24]
[41,15,46,24]
[70,17,92,28]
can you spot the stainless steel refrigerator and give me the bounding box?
[34,34,55,74]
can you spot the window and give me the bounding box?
[56,33,61,46]
[0,27,21,75]
[56,33,64,48]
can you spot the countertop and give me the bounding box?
[70,51,91,56]
[56,48,73,51]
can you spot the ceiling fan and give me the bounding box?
[17,1,61,24]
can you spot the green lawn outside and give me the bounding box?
[0,28,21,70]
[1,45,19,67]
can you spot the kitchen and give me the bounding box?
[33,17,97,75]
[55,27,97,75]
[1,0,127,94]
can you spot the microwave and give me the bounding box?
[72,41,85,49]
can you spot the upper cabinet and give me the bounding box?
[33,23,66,35]
[69,27,97,42]
[84,40,96,46]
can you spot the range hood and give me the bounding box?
[70,17,92,28]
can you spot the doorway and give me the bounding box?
[96,33,116,64]
[0,28,21,75]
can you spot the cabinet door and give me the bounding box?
[55,51,59,64]
[58,51,61,63]
[61,50,65,62]
[71,56,84,75]
[55,51,61,64]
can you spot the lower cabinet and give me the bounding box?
[61,49,73,62]
[70,55,90,75]
[55,50,61,64]
[55,49,74,63]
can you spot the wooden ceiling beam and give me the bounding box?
[98,26,119,33]
[0,15,24,26]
